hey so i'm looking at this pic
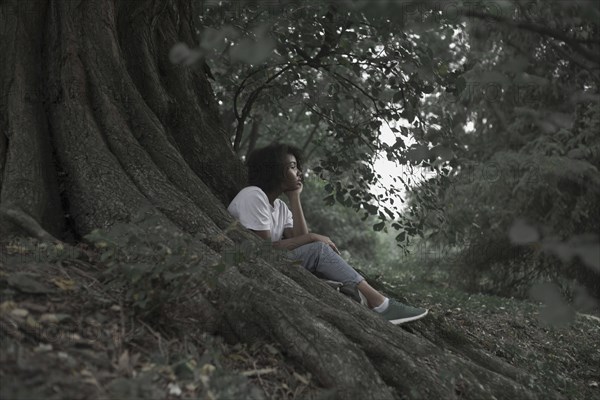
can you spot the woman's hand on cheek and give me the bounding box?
[284,181,303,198]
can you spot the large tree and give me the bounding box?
[0,0,568,398]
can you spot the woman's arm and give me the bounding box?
[281,183,340,254]
[274,233,315,251]
[285,186,309,238]
[278,232,340,253]
[251,229,340,254]
[251,229,315,250]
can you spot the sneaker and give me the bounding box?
[380,299,428,325]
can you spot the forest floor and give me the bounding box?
[1,241,599,400]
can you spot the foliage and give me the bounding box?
[180,0,465,247]
[293,173,380,264]
[408,151,600,296]
[406,0,600,295]
[379,271,600,400]
[83,210,222,318]
[179,1,600,294]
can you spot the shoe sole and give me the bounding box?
[389,309,429,325]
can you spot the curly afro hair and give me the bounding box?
[246,143,303,193]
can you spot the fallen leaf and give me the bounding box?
[241,368,277,377]
[40,313,71,324]
[185,383,198,391]
[19,301,48,313]
[200,363,216,376]
[0,301,16,313]
[34,343,53,352]
[10,308,29,318]
[117,350,130,375]
[264,343,279,355]
[294,371,310,385]
[168,383,182,396]
[227,354,248,363]
[52,278,76,291]
[26,315,38,328]
[5,245,28,254]
[7,274,54,294]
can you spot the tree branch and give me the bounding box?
[547,40,600,82]
[302,118,320,155]
[329,70,381,114]
[462,9,600,65]
[245,115,262,158]
[233,63,303,152]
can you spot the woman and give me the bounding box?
[227,143,428,325]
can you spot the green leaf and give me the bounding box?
[324,194,335,206]
[402,108,415,123]
[364,203,378,214]
[455,76,466,94]
[393,91,403,103]
[100,248,115,263]
[373,222,385,231]
[422,84,434,94]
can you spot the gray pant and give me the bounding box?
[289,242,365,287]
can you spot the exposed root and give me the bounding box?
[0,0,64,238]
[218,265,397,399]
[0,207,61,243]
[242,257,546,400]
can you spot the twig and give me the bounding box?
[241,366,277,377]
[136,316,171,363]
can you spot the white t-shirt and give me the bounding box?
[227,186,294,242]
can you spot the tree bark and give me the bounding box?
[0,0,64,239]
[245,115,261,158]
[0,1,559,399]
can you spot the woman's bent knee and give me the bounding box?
[289,241,326,261]
[296,241,327,253]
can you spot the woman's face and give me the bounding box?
[280,154,302,192]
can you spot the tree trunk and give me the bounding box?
[0,1,558,399]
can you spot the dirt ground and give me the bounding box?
[1,241,599,399]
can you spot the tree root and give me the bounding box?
[218,257,552,400]
[218,265,397,399]
[0,0,64,239]
[0,207,61,243]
